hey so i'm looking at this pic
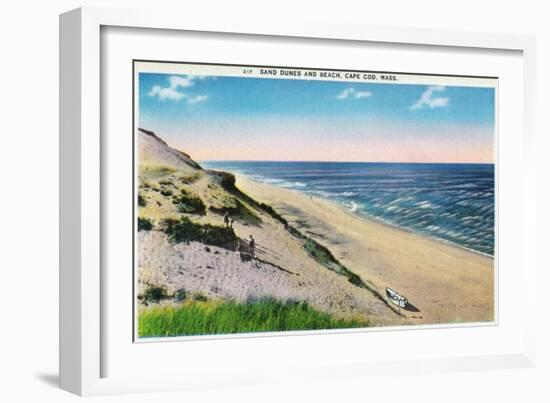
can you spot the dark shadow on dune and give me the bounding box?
[253,257,299,276]
[403,302,421,312]
[35,372,59,388]
[256,245,282,258]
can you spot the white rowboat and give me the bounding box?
[386,287,407,308]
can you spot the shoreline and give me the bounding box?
[234,173,495,325]
[336,203,494,260]
[232,173,494,259]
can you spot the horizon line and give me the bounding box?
[198,159,495,165]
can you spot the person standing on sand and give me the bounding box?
[223,211,230,228]
[249,234,256,258]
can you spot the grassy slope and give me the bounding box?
[139,298,369,337]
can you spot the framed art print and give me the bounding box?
[60,7,537,396]
[133,61,497,340]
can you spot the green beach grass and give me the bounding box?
[138,298,369,338]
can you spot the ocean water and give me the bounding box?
[201,161,495,256]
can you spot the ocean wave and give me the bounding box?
[338,191,358,197]
[453,183,478,189]
[460,216,476,222]
[281,182,307,188]
[416,201,438,209]
[342,201,361,213]
[253,176,307,189]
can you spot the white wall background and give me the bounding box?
[0,0,547,401]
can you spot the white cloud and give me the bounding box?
[148,75,208,104]
[337,88,354,99]
[169,76,194,88]
[410,85,450,110]
[337,87,372,100]
[187,95,208,105]
[148,85,186,101]
[354,90,372,99]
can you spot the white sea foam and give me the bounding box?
[261,177,307,188]
[416,201,436,209]
[339,191,358,197]
[347,201,360,213]
[283,181,307,188]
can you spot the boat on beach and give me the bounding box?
[386,287,407,308]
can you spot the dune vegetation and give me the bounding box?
[160,216,239,249]
[138,297,369,338]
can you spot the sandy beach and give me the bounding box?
[235,174,495,325]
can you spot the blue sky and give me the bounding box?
[138,72,495,163]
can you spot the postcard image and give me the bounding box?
[134,61,496,340]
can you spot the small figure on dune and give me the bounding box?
[249,234,256,258]
[230,218,235,228]
[237,242,251,262]
[236,243,243,260]
[223,211,230,228]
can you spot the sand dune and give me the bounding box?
[138,128,202,172]
[137,128,403,325]
[138,231,399,324]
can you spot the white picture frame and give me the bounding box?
[59,6,537,396]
